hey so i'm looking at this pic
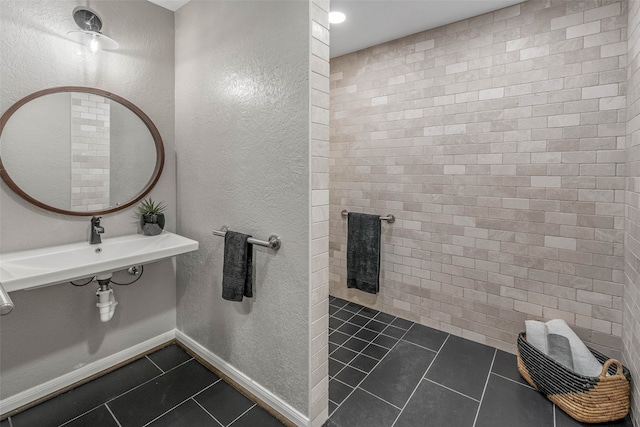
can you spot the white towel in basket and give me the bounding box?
[525,320,548,354]
[545,319,602,377]
[525,319,603,377]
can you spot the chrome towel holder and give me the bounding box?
[341,209,395,224]
[212,226,281,250]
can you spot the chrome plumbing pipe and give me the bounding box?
[0,284,14,315]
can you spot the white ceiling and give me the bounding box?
[148,0,523,58]
[147,0,190,12]
[330,0,523,58]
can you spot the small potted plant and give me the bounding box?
[137,198,167,236]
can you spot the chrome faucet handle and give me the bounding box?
[91,216,104,231]
[90,216,104,244]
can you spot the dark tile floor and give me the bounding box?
[1,299,635,427]
[2,344,284,427]
[324,296,634,427]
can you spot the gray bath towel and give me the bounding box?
[547,333,574,371]
[222,231,253,301]
[347,212,381,294]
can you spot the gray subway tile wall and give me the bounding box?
[329,0,627,360]
[623,0,640,424]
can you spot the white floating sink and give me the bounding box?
[0,231,199,292]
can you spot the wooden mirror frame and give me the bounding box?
[0,86,165,216]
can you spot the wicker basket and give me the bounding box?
[517,332,631,423]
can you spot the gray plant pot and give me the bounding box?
[140,213,165,236]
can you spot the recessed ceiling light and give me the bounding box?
[329,11,346,24]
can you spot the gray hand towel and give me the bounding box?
[222,231,253,301]
[547,333,574,371]
[347,212,381,294]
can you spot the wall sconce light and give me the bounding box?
[67,7,118,53]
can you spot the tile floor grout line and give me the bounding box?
[329,300,349,308]
[330,317,407,350]
[328,325,409,418]
[328,337,372,379]
[225,403,257,427]
[332,308,357,324]
[351,324,412,403]
[332,307,407,333]
[328,336,385,393]
[331,333,373,352]
[329,355,370,376]
[328,356,350,380]
[137,376,221,427]
[57,411,86,426]
[329,303,437,420]
[358,387,404,411]
[141,400,194,426]
[490,372,536,390]
[191,398,225,427]
[420,329,451,380]
[140,385,217,427]
[145,355,165,373]
[343,303,366,314]
[330,342,383,364]
[55,358,192,427]
[471,348,497,427]
[331,313,407,335]
[389,333,451,427]
[101,357,200,409]
[104,403,123,427]
[58,403,111,426]
[398,337,441,354]
[188,379,221,402]
[331,376,361,391]
[329,328,399,351]
[423,378,481,403]
[328,319,389,380]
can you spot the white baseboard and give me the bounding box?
[0,330,176,416]
[176,330,310,427]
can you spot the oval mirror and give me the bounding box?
[0,87,164,216]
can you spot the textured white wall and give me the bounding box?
[175,0,311,415]
[0,0,176,400]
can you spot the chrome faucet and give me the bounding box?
[90,216,104,244]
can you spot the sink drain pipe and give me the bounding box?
[95,273,118,322]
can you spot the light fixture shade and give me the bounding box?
[67,30,119,50]
[68,8,118,51]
